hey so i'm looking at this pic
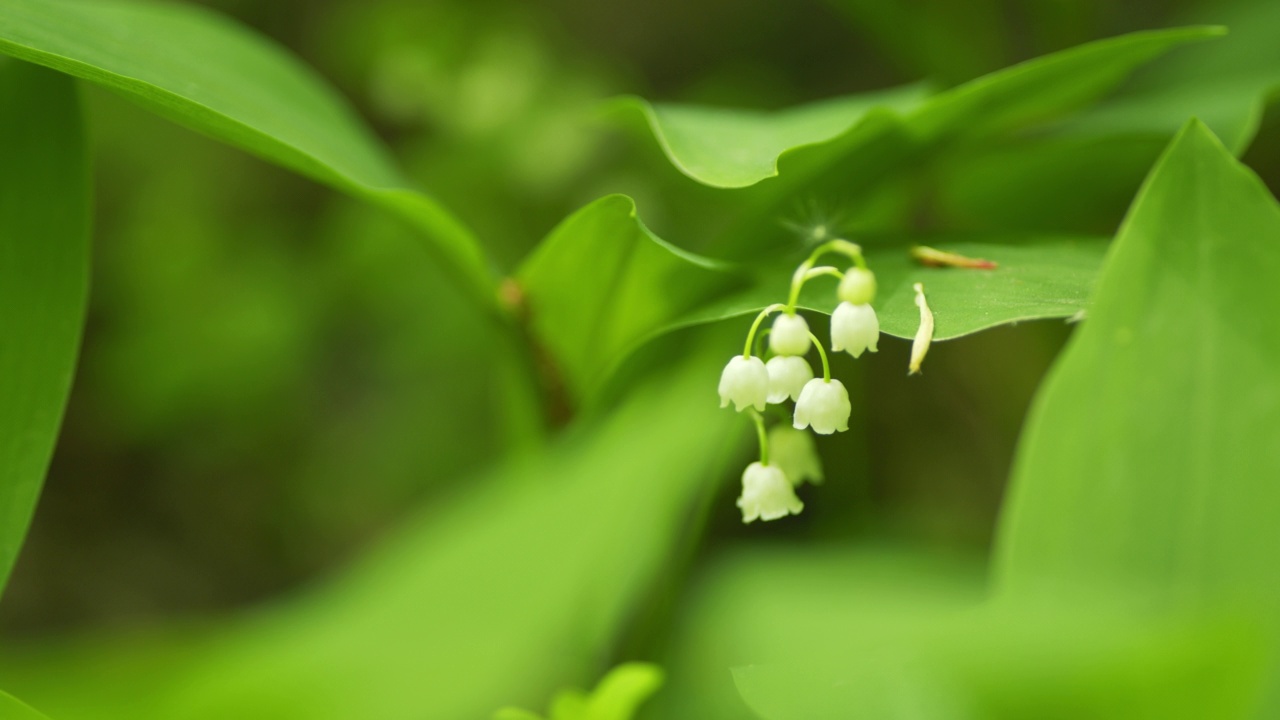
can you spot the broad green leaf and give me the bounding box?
[938,4,1280,237]
[0,61,90,595]
[0,345,740,719]
[671,236,1108,342]
[994,120,1280,608]
[618,27,1221,190]
[609,84,929,189]
[516,194,737,404]
[651,546,1261,720]
[904,27,1222,141]
[933,5,1280,236]
[0,0,494,306]
[0,690,50,720]
[731,605,1261,720]
[824,0,1011,85]
[651,547,987,719]
[1055,1,1280,155]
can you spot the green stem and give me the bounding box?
[749,409,769,465]
[754,328,771,359]
[785,265,845,311]
[785,238,865,311]
[809,331,831,381]
[785,261,815,312]
[811,238,865,266]
[743,303,787,357]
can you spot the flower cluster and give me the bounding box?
[717,240,880,523]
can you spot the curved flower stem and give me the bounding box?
[811,238,867,268]
[808,331,831,382]
[743,303,788,358]
[784,238,865,312]
[749,409,769,465]
[754,328,771,359]
[785,265,844,311]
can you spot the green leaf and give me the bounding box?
[0,0,494,306]
[494,710,545,720]
[994,120,1280,607]
[0,690,51,720]
[651,547,986,719]
[1055,2,1280,155]
[824,0,1012,85]
[905,27,1223,141]
[0,347,740,720]
[579,663,663,720]
[731,604,1262,720]
[0,61,90,595]
[516,194,737,403]
[609,84,929,189]
[619,27,1222,189]
[496,663,663,720]
[673,235,1109,342]
[651,546,1262,720]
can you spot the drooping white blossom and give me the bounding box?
[736,461,804,522]
[718,355,769,412]
[793,378,851,434]
[838,267,877,305]
[768,313,811,356]
[830,301,879,359]
[768,424,824,485]
[765,355,813,404]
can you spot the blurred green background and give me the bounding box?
[2,0,1279,716]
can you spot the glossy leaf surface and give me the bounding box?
[0,60,90,596]
[0,0,493,304]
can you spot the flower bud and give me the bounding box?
[838,267,877,305]
[718,355,769,412]
[768,425,823,485]
[768,313,811,356]
[736,461,804,522]
[830,301,879,358]
[793,378,851,434]
[765,355,813,404]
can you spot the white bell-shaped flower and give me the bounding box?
[768,425,824,485]
[737,461,804,523]
[718,355,769,412]
[838,267,877,305]
[768,313,811,356]
[765,355,813,404]
[793,378,851,434]
[830,301,879,358]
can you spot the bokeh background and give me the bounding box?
[2,0,1278,708]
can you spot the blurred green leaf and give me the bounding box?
[905,27,1222,141]
[609,85,929,189]
[0,0,495,306]
[581,663,663,720]
[995,120,1280,609]
[941,3,1280,237]
[517,194,737,403]
[0,345,740,719]
[651,547,986,718]
[1055,2,1280,155]
[619,27,1222,190]
[670,235,1108,342]
[0,690,50,719]
[496,663,664,720]
[651,547,1261,720]
[0,61,89,595]
[824,0,1011,85]
[731,602,1261,720]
